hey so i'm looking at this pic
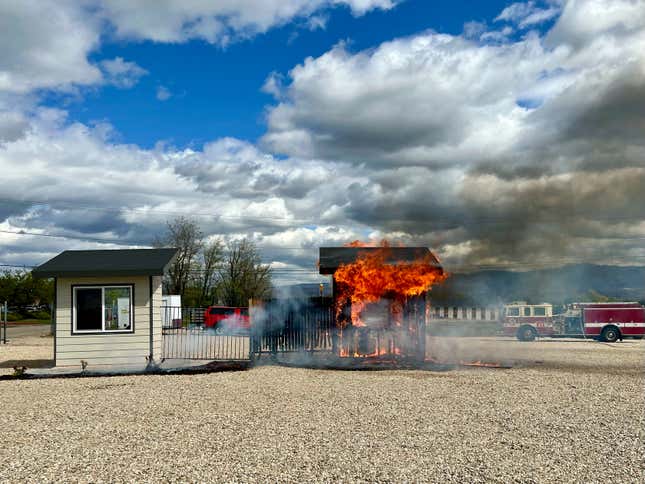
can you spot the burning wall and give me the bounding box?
[319,242,446,359]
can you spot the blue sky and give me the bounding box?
[1,0,644,276]
[64,0,514,148]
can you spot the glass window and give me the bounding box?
[507,307,520,316]
[74,286,132,333]
[210,307,235,316]
[533,307,546,316]
[75,288,102,331]
[104,287,132,330]
[523,307,531,316]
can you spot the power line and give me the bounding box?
[3,196,645,225]
[0,197,312,223]
[0,229,326,252]
[0,263,36,269]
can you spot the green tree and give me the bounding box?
[0,270,53,317]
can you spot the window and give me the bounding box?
[523,307,531,316]
[210,307,235,316]
[507,307,520,316]
[73,285,133,333]
[533,307,546,316]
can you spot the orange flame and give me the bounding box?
[334,241,447,326]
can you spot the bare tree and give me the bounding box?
[198,238,224,305]
[153,217,203,296]
[218,239,272,306]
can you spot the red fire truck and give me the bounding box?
[502,301,645,342]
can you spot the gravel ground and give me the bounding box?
[0,337,643,482]
[0,326,53,375]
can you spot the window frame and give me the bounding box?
[71,284,135,335]
[507,307,520,317]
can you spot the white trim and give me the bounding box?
[585,307,642,312]
[585,322,645,328]
[72,285,133,334]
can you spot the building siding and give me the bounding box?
[55,275,162,369]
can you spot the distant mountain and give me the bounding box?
[430,264,645,306]
[280,265,645,306]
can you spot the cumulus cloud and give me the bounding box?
[99,57,148,89]
[97,0,396,44]
[0,0,395,98]
[2,0,645,276]
[0,113,371,276]
[260,0,645,269]
[0,1,101,94]
[495,1,561,28]
[156,86,172,101]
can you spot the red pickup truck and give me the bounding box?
[204,306,250,334]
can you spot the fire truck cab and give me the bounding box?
[502,302,554,341]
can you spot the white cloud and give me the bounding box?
[258,0,645,268]
[0,0,396,99]
[547,0,645,47]
[2,0,645,273]
[0,114,371,270]
[262,33,558,166]
[0,0,101,94]
[99,57,148,89]
[495,1,561,28]
[156,86,172,101]
[97,0,396,44]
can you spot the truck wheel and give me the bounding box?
[517,325,537,342]
[600,326,620,343]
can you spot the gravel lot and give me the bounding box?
[0,325,53,375]
[0,336,643,482]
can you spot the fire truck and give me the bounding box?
[502,301,645,342]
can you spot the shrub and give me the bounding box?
[6,312,21,321]
[28,310,51,320]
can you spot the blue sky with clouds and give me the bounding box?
[62,0,516,148]
[1,0,644,281]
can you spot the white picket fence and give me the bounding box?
[429,306,500,322]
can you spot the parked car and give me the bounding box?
[204,306,250,334]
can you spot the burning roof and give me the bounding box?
[318,246,442,275]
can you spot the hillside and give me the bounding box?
[430,264,645,306]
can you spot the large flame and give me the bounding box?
[333,241,447,326]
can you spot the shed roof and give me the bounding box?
[319,247,441,275]
[32,248,178,279]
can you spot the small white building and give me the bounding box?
[33,248,177,369]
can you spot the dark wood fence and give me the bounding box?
[250,298,335,357]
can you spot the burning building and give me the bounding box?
[319,243,446,361]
